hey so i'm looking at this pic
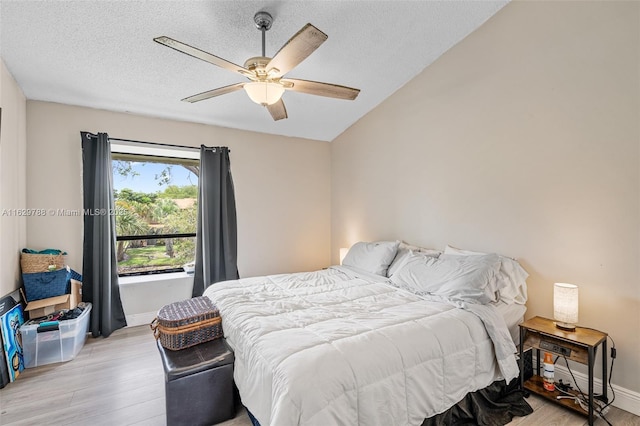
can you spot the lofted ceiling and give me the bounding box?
[0,1,508,142]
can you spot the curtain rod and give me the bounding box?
[109,137,201,152]
[109,137,230,153]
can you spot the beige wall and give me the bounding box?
[26,102,331,278]
[332,1,639,395]
[0,60,27,297]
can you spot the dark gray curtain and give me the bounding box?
[81,132,127,337]
[192,146,239,296]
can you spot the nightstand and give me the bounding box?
[518,316,608,426]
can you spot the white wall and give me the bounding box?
[25,101,331,278]
[119,273,194,326]
[332,0,639,398]
[0,60,27,297]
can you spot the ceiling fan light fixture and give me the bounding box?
[244,82,284,106]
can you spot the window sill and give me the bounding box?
[118,271,194,286]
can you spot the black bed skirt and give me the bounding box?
[421,378,532,426]
[245,378,531,426]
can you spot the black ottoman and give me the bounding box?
[157,338,235,426]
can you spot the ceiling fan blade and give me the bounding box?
[266,99,288,121]
[281,78,360,100]
[181,83,245,103]
[266,24,328,77]
[154,36,249,75]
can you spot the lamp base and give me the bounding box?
[555,321,576,331]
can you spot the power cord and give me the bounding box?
[555,389,610,419]
[554,335,616,426]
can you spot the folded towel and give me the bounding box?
[22,248,68,255]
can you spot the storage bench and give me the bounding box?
[156,338,235,426]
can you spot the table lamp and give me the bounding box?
[554,283,579,330]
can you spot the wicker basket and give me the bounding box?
[151,296,223,351]
[20,252,65,273]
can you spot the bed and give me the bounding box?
[203,241,530,426]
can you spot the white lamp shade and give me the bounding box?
[554,283,579,328]
[339,248,349,265]
[244,82,285,105]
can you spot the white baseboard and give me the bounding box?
[532,355,640,416]
[125,311,157,327]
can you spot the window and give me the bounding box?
[111,144,199,276]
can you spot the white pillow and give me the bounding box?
[444,245,529,304]
[386,242,441,277]
[390,252,502,304]
[342,241,400,276]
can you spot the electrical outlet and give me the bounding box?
[539,339,572,357]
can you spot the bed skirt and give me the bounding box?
[421,378,532,426]
[245,378,531,426]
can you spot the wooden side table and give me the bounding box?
[518,316,608,426]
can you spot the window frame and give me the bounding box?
[111,142,199,277]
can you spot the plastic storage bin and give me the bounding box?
[20,303,91,368]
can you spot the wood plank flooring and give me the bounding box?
[1,325,637,425]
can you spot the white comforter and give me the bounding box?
[204,266,518,426]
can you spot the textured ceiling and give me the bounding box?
[1,1,508,142]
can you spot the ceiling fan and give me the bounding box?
[154,12,360,121]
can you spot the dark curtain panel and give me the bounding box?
[192,146,239,297]
[81,132,127,337]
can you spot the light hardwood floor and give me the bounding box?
[1,325,637,425]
